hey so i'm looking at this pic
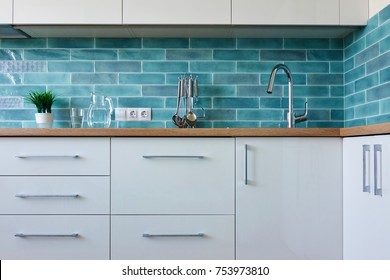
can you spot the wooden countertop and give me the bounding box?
[0,123,389,137]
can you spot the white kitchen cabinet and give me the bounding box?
[13,0,122,24]
[0,137,110,260]
[123,0,231,24]
[111,215,234,260]
[340,0,369,25]
[232,0,339,25]
[236,137,343,259]
[343,135,390,259]
[111,138,234,215]
[0,0,13,24]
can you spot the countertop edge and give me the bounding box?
[340,123,390,137]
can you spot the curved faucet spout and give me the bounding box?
[267,64,307,128]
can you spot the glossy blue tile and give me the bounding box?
[24,73,70,84]
[287,62,329,73]
[0,85,44,96]
[306,109,330,120]
[260,50,306,61]
[293,86,330,97]
[118,97,164,108]
[366,20,390,46]
[355,73,379,92]
[1,61,47,73]
[330,39,343,49]
[191,38,236,48]
[345,119,367,127]
[355,43,380,66]
[142,86,177,96]
[214,74,259,85]
[166,73,212,85]
[47,86,92,97]
[203,109,236,120]
[344,38,365,59]
[367,114,390,125]
[119,74,165,84]
[197,86,236,97]
[331,110,344,120]
[119,49,165,60]
[366,51,390,74]
[355,102,380,117]
[24,49,70,60]
[143,62,188,73]
[213,121,259,128]
[166,50,212,60]
[71,49,117,60]
[95,85,141,97]
[380,98,390,114]
[213,50,259,61]
[237,62,283,73]
[307,50,343,61]
[345,64,365,83]
[237,38,283,49]
[213,97,259,108]
[96,38,141,48]
[345,91,365,108]
[1,39,46,48]
[71,73,117,84]
[237,109,283,121]
[379,4,390,25]
[95,61,141,72]
[345,57,354,72]
[260,97,283,108]
[380,35,390,53]
[48,38,94,48]
[48,61,94,72]
[261,73,306,85]
[307,74,343,85]
[367,83,390,101]
[331,86,344,97]
[331,62,344,73]
[307,98,344,109]
[380,67,390,83]
[238,85,281,97]
[190,62,235,73]
[284,39,330,49]
[143,38,189,48]
[0,50,23,60]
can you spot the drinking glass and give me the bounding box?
[70,108,84,128]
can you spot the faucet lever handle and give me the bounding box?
[294,100,308,124]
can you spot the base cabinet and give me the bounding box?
[236,138,343,259]
[343,135,390,259]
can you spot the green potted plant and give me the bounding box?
[25,90,56,128]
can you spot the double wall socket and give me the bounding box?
[115,108,152,121]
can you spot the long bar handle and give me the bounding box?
[363,145,370,193]
[142,233,205,238]
[16,155,80,159]
[374,144,383,196]
[15,194,80,198]
[244,144,248,185]
[142,155,204,159]
[15,233,79,238]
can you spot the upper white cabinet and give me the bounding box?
[232,0,339,25]
[232,0,369,26]
[0,0,13,24]
[340,0,369,25]
[123,0,231,24]
[13,0,122,24]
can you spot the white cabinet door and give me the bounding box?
[14,0,122,24]
[0,0,12,24]
[111,215,234,260]
[340,0,369,25]
[236,138,343,260]
[111,138,234,215]
[232,0,339,25]
[123,0,231,24]
[343,136,390,259]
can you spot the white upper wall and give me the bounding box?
[370,0,390,17]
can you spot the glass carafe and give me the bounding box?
[87,94,113,128]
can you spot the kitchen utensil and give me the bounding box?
[185,77,197,128]
[172,78,184,127]
[193,77,206,119]
[86,93,113,128]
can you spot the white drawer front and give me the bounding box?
[111,215,234,260]
[0,177,109,214]
[111,138,235,214]
[0,215,109,260]
[0,138,110,175]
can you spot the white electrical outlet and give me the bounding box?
[115,108,152,121]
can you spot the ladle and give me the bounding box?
[185,77,197,128]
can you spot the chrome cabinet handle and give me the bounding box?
[363,145,370,193]
[374,144,383,196]
[244,144,248,185]
[142,233,205,238]
[16,155,80,159]
[15,233,79,238]
[15,194,80,198]
[142,155,204,159]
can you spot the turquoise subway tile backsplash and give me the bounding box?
[0,5,388,129]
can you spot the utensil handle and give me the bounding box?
[363,145,370,193]
[142,233,204,238]
[245,144,248,185]
[143,155,204,159]
[15,194,80,198]
[15,233,79,238]
[374,144,383,196]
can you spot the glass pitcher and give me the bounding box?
[86,93,113,128]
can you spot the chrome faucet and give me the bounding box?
[267,64,308,128]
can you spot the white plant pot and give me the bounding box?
[35,113,53,128]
